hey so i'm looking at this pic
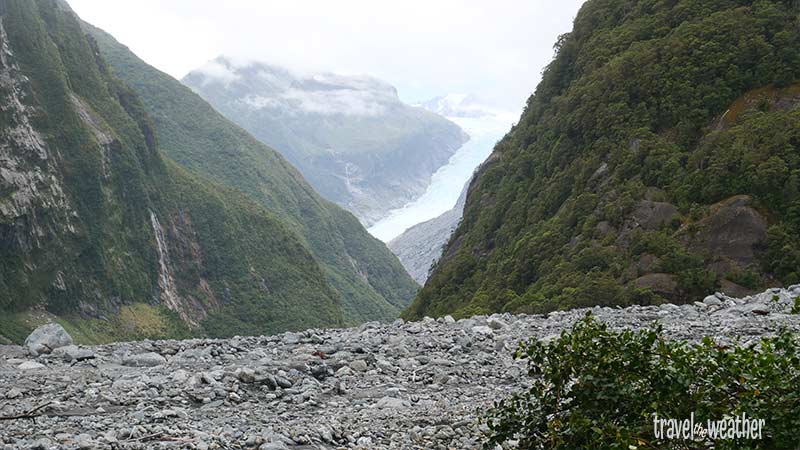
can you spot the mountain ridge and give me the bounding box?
[407,0,800,319]
[83,22,419,326]
[0,0,413,343]
[181,57,469,225]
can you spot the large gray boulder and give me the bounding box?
[24,323,73,356]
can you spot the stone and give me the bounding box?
[349,360,368,372]
[237,367,257,383]
[6,388,22,399]
[487,317,507,329]
[634,273,678,296]
[1,286,798,449]
[683,195,767,266]
[54,345,95,362]
[703,295,722,306]
[471,326,494,336]
[376,358,396,373]
[274,376,293,389]
[122,352,166,367]
[375,396,409,409]
[631,200,679,230]
[282,332,301,345]
[17,361,46,370]
[24,323,73,356]
[259,444,289,450]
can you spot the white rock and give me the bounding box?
[24,323,73,356]
[472,326,494,336]
[349,360,368,372]
[375,396,409,409]
[17,361,45,370]
[5,388,22,399]
[487,317,507,329]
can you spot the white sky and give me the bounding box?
[68,0,585,110]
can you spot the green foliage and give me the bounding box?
[486,315,800,449]
[409,0,800,319]
[0,0,409,342]
[86,22,417,324]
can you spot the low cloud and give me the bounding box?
[194,59,240,86]
[281,87,388,117]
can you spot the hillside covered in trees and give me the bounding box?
[406,0,800,319]
[0,0,414,344]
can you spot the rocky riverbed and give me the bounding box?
[1,287,799,450]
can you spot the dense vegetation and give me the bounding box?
[0,0,406,342]
[485,316,800,449]
[84,24,418,325]
[407,0,800,319]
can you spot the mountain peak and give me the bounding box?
[416,93,497,118]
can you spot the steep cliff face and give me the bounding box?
[85,24,418,325]
[407,0,800,319]
[181,58,468,226]
[0,0,355,342]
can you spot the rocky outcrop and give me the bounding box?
[1,287,798,449]
[0,18,74,254]
[633,273,678,297]
[681,195,768,270]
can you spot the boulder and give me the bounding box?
[633,273,678,296]
[24,323,73,356]
[631,200,679,230]
[53,345,95,362]
[17,361,46,370]
[122,352,166,367]
[375,396,409,409]
[349,360,368,372]
[683,195,767,266]
[471,326,494,336]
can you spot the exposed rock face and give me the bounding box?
[182,58,468,225]
[633,273,678,297]
[631,200,679,230]
[681,195,768,269]
[389,184,469,284]
[0,18,74,253]
[24,324,73,356]
[1,287,798,449]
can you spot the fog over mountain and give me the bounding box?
[66,0,587,112]
[183,58,468,225]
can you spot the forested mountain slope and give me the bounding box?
[82,22,418,325]
[406,0,800,319]
[0,0,405,344]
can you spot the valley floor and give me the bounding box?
[1,288,799,449]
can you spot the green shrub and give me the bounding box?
[485,315,800,449]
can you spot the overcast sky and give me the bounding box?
[68,0,585,111]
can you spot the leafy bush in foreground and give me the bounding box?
[485,315,800,449]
